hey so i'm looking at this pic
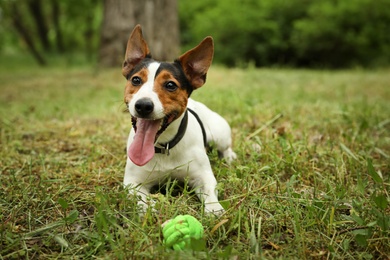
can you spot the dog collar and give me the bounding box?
[154,110,188,155]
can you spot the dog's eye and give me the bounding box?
[131,76,142,86]
[165,81,178,92]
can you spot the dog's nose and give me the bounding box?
[135,98,154,117]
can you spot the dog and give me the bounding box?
[122,24,236,215]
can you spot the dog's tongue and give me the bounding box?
[128,119,161,166]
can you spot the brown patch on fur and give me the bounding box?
[124,68,149,104]
[154,70,188,119]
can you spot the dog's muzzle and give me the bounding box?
[134,98,154,118]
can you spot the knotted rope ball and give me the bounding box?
[162,215,204,250]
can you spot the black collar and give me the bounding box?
[154,110,188,155]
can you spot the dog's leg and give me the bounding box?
[124,183,153,214]
[188,162,225,215]
[135,185,153,213]
[218,146,237,164]
[215,136,237,164]
[124,164,155,214]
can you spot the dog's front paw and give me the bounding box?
[205,203,225,216]
[222,148,237,164]
[136,201,148,217]
[136,198,158,217]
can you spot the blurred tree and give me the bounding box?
[292,0,390,67]
[0,0,102,65]
[98,0,179,67]
[51,0,64,53]
[27,0,50,51]
[9,2,47,65]
[180,0,390,68]
[180,0,307,67]
[2,0,388,68]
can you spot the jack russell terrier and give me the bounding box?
[122,25,236,215]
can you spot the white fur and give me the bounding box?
[124,70,236,215]
[128,62,165,119]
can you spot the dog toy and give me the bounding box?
[162,215,204,250]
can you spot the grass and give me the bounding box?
[0,56,389,259]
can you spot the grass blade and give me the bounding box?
[25,221,65,237]
[340,143,358,161]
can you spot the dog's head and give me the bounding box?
[123,24,214,166]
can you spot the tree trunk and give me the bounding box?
[98,0,136,67]
[85,12,94,62]
[51,0,64,52]
[98,0,179,67]
[28,0,51,50]
[11,3,46,66]
[136,0,179,61]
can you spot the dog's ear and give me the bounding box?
[122,24,151,77]
[178,37,214,89]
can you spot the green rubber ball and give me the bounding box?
[162,215,204,250]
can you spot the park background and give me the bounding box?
[0,0,389,259]
[1,0,389,68]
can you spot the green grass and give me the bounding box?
[1,58,389,259]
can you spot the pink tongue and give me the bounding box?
[128,119,161,166]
